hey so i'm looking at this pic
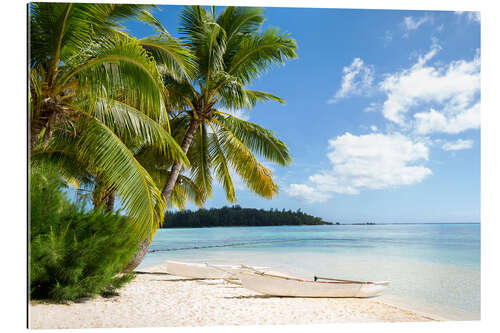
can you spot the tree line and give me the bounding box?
[162,206,332,228]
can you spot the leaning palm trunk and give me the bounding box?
[101,189,115,212]
[161,119,202,199]
[92,181,116,212]
[123,233,151,272]
[124,119,201,272]
[105,191,115,212]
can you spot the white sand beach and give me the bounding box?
[29,264,441,329]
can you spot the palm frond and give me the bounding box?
[62,36,165,121]
[169,174,205,209]
[187,123,213,199]
[136,8,172,37]
[168,112,194,143]
[213,114,291,166]
[139,34,196,81]
[244,89,285,106]
[179,6,226,81]
[227,27,298,84]
[208,130,236,202]
[134,147,206,209]
[29,3,158,68]
[61,116,166,239]
[29,66,44,118]
[215,123,278,198]
[209,71,247,109]
[163,76,199,110]
[216,6,264,63]
[30,150,94,189]
[88,98,189,166]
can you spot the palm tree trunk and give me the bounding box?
[104,190,115,212]
[30,120,44,153]
[123,233,151,272]
[161,119,201,199]
[92,183,115,212]
[124,118,202,272]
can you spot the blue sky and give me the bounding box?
[124,5,480,223]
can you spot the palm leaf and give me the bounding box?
[88,98,188,166]
[216,123,278,198]
[187,123,213,199]
[61,116,166,239]
[30,150,94,190]
[136,8,172,37]
[244,89,285,106]
[29,3,158,68]
[134,147,206,209]
[179,5,227,81]
[216,6,264,64]
[61,36,165,121]
[209,71,247,109]
[139,34,196,81]
[163,77,199,109]
[169,174,205,209]
[208,129,236,202]
[227,27,298,84]
[213,113,291,166]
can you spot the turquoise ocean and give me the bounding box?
[139,223,480,320]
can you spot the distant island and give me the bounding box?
[161,206,332,228]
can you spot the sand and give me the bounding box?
[29,264,440,329]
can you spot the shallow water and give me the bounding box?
[139,223,480,320]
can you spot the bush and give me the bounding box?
[29,168,140,302]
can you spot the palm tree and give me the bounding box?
[133,143,206,210]
[161,5,297,201]
[29,3,192,239]
[125,5,298,269]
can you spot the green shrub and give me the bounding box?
[29,168,140,302]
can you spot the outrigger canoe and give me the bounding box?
[236,271,389,298]
[164,260,269,279]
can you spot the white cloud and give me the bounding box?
[414,102,480,134]
[370,125,378,132]
[379,42,480,134]
[328,58,374,103]
[403,15,432,31]
[455,11,480,23]
[287,132,432,203]
[442,139,474,151]
[286,184,332,203]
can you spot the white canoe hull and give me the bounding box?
[164,260,268,279]
[237,272,389,298]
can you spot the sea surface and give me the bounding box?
[139,223,480,320]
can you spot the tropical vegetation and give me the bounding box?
[29,3,190,240]
[127,6,298,269]
[30,165,139,302]
[29,3,297,279]
[162,206,332,228]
